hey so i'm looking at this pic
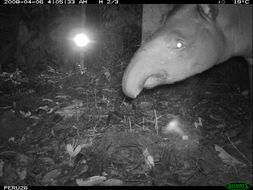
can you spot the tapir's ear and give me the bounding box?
[197,4,219,20]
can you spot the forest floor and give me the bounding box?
[0,57,252,186]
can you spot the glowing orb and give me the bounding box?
[73,33,90,47]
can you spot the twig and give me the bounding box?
[226,134,252,166]
[154,110,158,136]
[128,117,132,132]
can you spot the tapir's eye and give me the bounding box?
[176,40,184,49]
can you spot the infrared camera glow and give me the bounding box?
[73,33,90,47]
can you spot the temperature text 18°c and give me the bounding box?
[234,0,250,4]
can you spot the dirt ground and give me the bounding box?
[0,57,252,186]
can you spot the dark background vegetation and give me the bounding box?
[0,5,142,75]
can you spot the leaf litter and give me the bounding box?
[0,59,252,186]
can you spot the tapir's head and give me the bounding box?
[122,4,226,98]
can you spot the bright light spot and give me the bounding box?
[165,119,184,135]
[73,33,90,47]
[176,42,183,49]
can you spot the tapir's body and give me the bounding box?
[122,4,252,98]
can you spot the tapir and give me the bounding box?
[122,4,252,99]
[122,4,252,147]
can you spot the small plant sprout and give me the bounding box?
[66,140,82,160]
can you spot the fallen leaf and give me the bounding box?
[8,137,15,142]
[241,89,249,96]
[55,95,70,100]
[29,115,40,120]
[101,179,123,186]
[55,100,84,119]
[42,168,62,184]
[15,154,31,166]
[0,159,4,177]
[37,105,50,112]
[16,167,27,180]
[42,98,54,103]
[137,102,153,110]
[215,144,245,166]
[143,148,154,169]
[194,117,203,128]
[19,111,31,118]
[40,157,55,166]
[76,176,106,186]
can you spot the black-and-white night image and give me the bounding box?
[0,4,252,186]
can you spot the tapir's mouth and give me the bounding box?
[143,73,168,89]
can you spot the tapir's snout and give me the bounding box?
[122,74,166,98]
[122,35,172,98]
[122,51,170,99]
[122,59,146,98]
[122,73,141,99]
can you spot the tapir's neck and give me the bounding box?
[217,5,252,62]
